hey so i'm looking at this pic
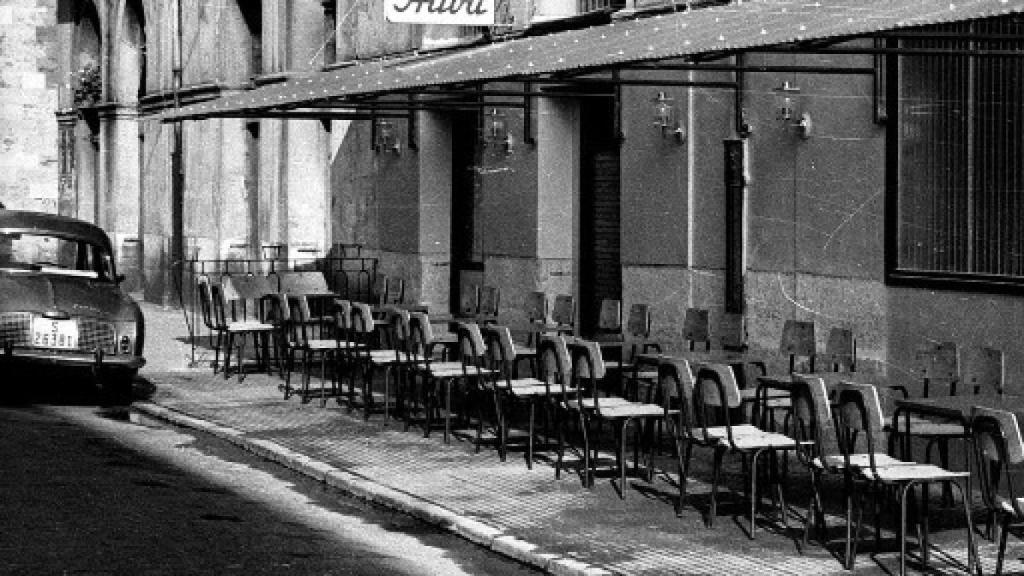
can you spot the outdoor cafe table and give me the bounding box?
[892,393,1024,460]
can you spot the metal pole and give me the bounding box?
[172,0,191,364]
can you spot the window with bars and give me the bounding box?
[887,16,1024,291]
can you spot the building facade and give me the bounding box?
[3,0,1022,388]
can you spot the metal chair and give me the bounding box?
[280,294,339,405]
[213,278,277,382]
[971,406,1024,576]
[348,302,401,419]
[476,286,500,324]
[835,381,977,575]
[563,338,662,498]
[551,294,575,336]
[483,324,557,468]
[456,322,500,452]
[693,363,798,537]
[592,298,622,343]
[790,376,912,558]
[408,311,466,443]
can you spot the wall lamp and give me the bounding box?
[652,91,685,143]
[375,118,402,155]
[774,80,812,139]
[484,107,514,155]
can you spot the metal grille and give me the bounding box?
[77,317,116,352]
[0,312,32,347]
[897,17,1024,279]
[0,313,115,352]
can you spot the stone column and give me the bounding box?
[534,97,578,300]
[99,105,142,289]
[416,111,452,312]
[284,120,329,258]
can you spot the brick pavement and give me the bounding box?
[134,302,996,576]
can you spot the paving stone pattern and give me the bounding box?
[138,303,998,576]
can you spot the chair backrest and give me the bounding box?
[457,322,485,358]
[372,273,388,306]
[717,312,747,351]
[834,381,886,467]
[693,363,743,444]
[333,299,352,330]
[481,324,509,377]
[526,291,547,323]
[791,375,841,460]
[572,338,606,381]
[209,283,230,329]
[682,308,711,351]
[332,299,352,348]
[972,406,1024,518]
[459,285,480,317]
[288,295,316,347]
[391,308,413,359]
[539,335,574,400]
[478,286,500,318]
[409,311,443,362]
[780,319,816,372]
[915,341,959,397]
[457,322,488,376]
[551,294,574,328]
[626,304,651,339]
[197,276,217,330]
[825,327,856,372]
[659,358,695,432]
[350,301,375,335]
[694,363,743,410]
[962,346,1004,395]
[386,277,405,306]
[597,299,622,334]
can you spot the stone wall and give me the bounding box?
[0,0,60,212]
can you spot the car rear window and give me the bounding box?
[0,232,114,281]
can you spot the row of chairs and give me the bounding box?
[199,279,1009,575]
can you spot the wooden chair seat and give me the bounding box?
[599,402,664,419]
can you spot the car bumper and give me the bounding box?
[1,347,146,370]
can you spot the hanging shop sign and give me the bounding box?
[386,0,495,25]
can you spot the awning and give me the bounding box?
[160,0,1024,122]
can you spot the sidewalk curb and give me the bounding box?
[133,401,614,576]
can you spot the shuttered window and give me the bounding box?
[889,16,1024,290]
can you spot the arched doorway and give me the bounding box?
[68,0,102,223]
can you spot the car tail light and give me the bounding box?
[119,335,133,355]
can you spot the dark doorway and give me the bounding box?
[578,94,621,337]
[450,111,483,315]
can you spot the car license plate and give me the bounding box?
[32,318,79,350]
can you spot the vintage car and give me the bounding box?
[0,210,144,401]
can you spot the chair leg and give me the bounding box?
[677,438,692,517]
[749,450,759,539]
[212,331,223,373]
[223,333,234,379]
[845,479,861,570]
[581,413,593,489]
[619,419,629,499]
[283,349,295,399]
[319,352,328,408]
[898,482,914,576]
[525,401,534,468]
[443,378,453,445]
[997,513,1010,576]
[555,406,565,480]
[709,447,724,528]
[235,335,248,382]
